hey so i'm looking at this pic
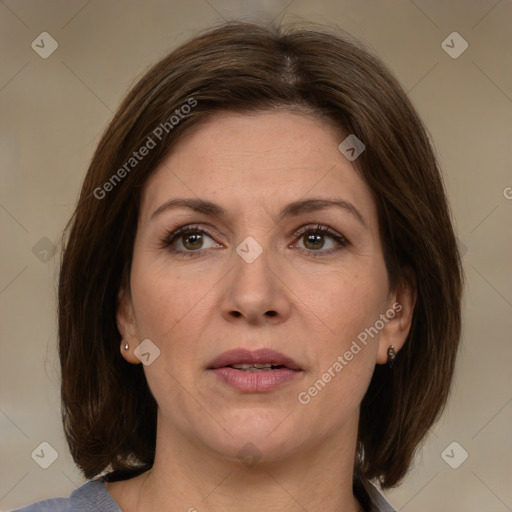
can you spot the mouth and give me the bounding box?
[207,348,302,371]
[207,348,303,393]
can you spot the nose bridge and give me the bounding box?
[222,233,289,323]
[232,235,274,298]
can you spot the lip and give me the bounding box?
[207,348,301,371]
[207,348,303,393]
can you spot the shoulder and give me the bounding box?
[10,478,121,512]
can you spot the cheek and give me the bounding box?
[294,262,388,340]
[130,251,211,340]
[129,260,211,415]
[293,262,388,402]
[129,255,221,396]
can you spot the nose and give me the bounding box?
[221,244,291,326]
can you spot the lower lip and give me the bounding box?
[210,367,302,392]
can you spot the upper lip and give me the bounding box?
[208,348,301,371]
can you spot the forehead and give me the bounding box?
[140,110,377,224]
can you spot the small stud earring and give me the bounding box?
[124,342,129,351]
[387,345,396,368]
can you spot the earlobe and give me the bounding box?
[116,289,141,365]
[376,271,416,365]
[119,338,141,364]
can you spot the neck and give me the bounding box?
[135,412,364,512]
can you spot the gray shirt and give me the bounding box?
[12,477,396,512]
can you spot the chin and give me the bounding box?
[194,410,305,466]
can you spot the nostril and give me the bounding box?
[265,311,277,317]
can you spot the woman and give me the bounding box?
[15,20,463,512]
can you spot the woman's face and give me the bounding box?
[118,110,411,464]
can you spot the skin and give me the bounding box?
[108,110,415,512]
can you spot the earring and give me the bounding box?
[124,342,129,351]
[387,345,396,368]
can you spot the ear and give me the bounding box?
[376,268,416,364]
[117,287,141,365]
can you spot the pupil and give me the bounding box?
[184,233,202,250]
[305,234,323,250]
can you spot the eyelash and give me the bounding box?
[160,223,349,258]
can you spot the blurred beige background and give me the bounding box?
[1,0,511,510]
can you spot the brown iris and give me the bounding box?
[182,232,204,250]
[303,233,324,250]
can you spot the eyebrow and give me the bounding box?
[151,197,366,227]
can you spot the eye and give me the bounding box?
[161,225,222,256]
[292,224,349,256]
[160,223,349,258]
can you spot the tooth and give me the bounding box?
[228,362,287,371]
[230,363,275,369]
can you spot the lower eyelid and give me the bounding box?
[292,238,347,256]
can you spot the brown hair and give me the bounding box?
[58,20,463,490]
